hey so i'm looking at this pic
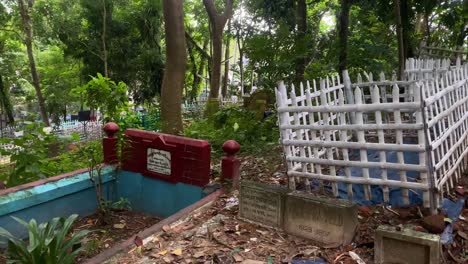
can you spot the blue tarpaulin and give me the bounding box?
[313,147,423,206]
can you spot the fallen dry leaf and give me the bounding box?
[193,251,205,258]
[171,248,182,256]
[457,230,468,240]
[232,253,244,262]
[158,250,168,256]
[113,223,126,229]
[241,260,263,264]
[162,225,172,232]
[134,236,143,247]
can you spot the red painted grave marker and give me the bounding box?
[121,129,211,187]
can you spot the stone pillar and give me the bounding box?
[103,122,119,164]
[221,140,241,189]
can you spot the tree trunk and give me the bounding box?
[161,0,186,134]
[294,0,307,84]
[236,30,244,96]
[0,75,15,124]
[17,0,49,126]
[222,19,231,98]
[194,40,209,101]
[101,0,109,77]
[400,0,413,58]
[203,0,234,100]
[338,0,351,75]
[395,0,405,80]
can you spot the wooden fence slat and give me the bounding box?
[393,84,410,205]
[338,89,353,200]
[371,85,390,203]
[354,87,371,200]
[320,79,338,196]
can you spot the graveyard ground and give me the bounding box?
[103,148,468,264]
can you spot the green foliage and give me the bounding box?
[185,106,279,154]
[0,214,89,264]
[76,140,108,217]
[72,73,128,122]
[103,197,132,210]
[0,123,74,186]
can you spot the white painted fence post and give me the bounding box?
[354,87,371,201]
[276,81,295,190]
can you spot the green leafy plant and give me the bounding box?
[184,106,279,155]
[0,214,89,264]
[71,73,128,122]
[0,124,91,188]
[103,197,132,210]
[76,141,110,223]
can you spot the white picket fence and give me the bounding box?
[276,58,468,210]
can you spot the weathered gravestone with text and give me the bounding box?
[375,225,440,264]
[284,192,358,247]
[238,181,289,228]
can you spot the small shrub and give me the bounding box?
[0,214,89,264]
[184,106,279,155]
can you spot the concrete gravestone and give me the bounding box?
[238,181,288,228]
[283,192,358,247]
[375,225,440,264]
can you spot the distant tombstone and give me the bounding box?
[284,192,358,247]
[238,181,289,229]
[78,110,91,122]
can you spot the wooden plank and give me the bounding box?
[393,84,410,205]
[354,87,371,200]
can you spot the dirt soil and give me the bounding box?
[75,209,160,263]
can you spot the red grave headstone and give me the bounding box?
[122,129,211,187]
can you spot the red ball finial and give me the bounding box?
[222,140,240,156]
[103,122,119,138]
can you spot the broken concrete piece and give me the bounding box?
[375,225,441,264]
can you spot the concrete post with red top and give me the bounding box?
[221,140,241,189]
[103,122,119,164]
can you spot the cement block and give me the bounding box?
[375,225,440,264]
[284,192,358,247]
[238,181,289,228]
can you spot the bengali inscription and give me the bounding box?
[239,183,286,228]
[284,192,358,246]
[147,148,171,175]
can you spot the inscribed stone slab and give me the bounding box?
[238,181,289,228]
[147,148,171,175]
[284,192,358,247]
[375,225,440,264]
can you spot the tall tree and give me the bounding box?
[221,19,231,98]
[160,0,186,134]
[17,0,49,125]
[395,0,405,80]
[294,0,307,83]
[203,0,234,100]
[0,75,14,123]
[337,0,352,74]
